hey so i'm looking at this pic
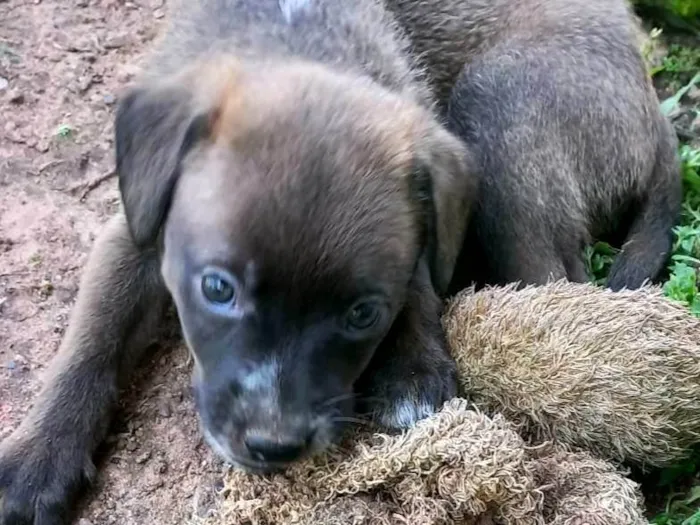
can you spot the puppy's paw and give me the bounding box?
[360,353,459,430]
[0,430,94,525]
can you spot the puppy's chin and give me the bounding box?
[200,426,278,474]
[227,456,289,476]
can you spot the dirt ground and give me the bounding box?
[1,1,697,524]
[0,0,227,523]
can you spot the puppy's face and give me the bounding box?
[115,59,473,473]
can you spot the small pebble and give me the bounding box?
[78,75,94,93]
[104,34,129,49]
[0,77,8,90]
[13,355,28,368]
[103,93,116,105]
[145,478,164,492]
[158,400,172,418]
[7,360,16,370]
[135,451,151,464]
[8,90,23,104]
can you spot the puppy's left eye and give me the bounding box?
[201,274,236,304]
[345,301,381,331]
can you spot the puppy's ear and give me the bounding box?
[411,122,478,295]
[115,84,212,247]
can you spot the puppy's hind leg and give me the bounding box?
[468,209,571,288]
[606,134,682,291]
[0,212,170,525]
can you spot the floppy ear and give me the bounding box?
[410,122,478,296]
[115,84,212,248]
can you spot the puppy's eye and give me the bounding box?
[345,301,381,331]
[201,274,236,304]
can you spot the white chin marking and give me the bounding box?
[279,0,311,24]
[379,398,437,430]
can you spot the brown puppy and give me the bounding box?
[428,0,681,290]
[0,1,478,523]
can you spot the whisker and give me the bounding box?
[353,395,392,406]
[320,393,358,408]
[330,416,372,426]
[320,394,393,409]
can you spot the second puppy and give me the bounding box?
[439,0,682,290]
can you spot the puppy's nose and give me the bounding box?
[244,433,309,463]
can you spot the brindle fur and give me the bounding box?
[0,1,479,523]
[0,1,681,523]
[432,0,682,290]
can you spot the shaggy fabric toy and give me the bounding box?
[206,399,646,525]
[444,281,700,469]
[204,281,700,524]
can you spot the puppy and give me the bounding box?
[434,0,682,290]
[0,0,478,523]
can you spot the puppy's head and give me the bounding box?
[115,58,474,473]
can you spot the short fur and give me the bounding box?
[0,1,680,523]
[0,1,480,523]
[434,0,682,290]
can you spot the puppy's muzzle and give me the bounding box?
[192,359,343,473]
[243,429,314,464]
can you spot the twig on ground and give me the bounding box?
[0,270,32,279]
[33,159,67,176]
[67,169,117,201]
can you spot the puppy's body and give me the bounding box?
[439,0,681,289]
[0,1,478,523]
[0,1,680,523]
[147,0,431,104]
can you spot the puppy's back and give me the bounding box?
[385,0,647,106]
[142,0,432,107]
[441,0,681,289]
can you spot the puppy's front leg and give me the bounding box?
[356,257,459,430]
[0,212,169,525]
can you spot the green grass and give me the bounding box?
[585,144,700,306]
[583,241,619,285]
[630,0,700,33]
[55,124,75,140]
[652,45,700,84]
[652,120,700,525]
[632,0,700,19]
[662,144,700,316]
[653,488,700,525]
[585,27,700,521]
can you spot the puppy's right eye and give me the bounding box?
[201,274,236,304]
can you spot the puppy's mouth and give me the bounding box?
[227,455,293,475]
